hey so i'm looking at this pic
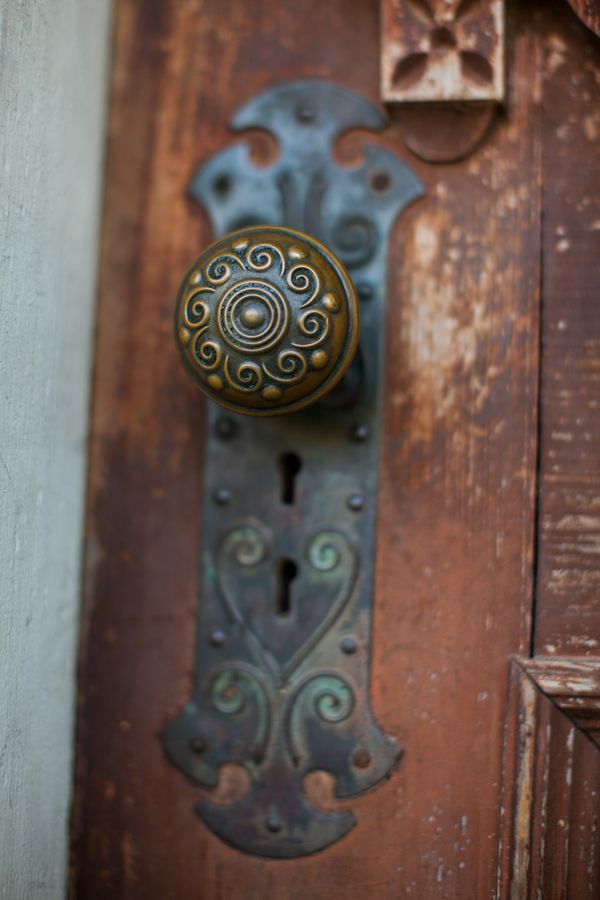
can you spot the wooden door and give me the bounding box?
[71,1,600,896]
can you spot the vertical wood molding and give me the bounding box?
[0,2,112,898]
[535,0,600,657]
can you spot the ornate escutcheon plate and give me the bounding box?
[162,81,423,858]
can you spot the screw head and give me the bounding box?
[357,282,373,302]
[347,493,365,512]
[296,105,315,123]
[350,424,369,443]
[266,813,283,833]
[213,487,231,506]
[208,629,226,647]
[340,636,358,655]
[352,748,372,769]
[215,417,237,439]
[369,171,391,193]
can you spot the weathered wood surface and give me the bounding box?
[71,1,576,897]
[535,1,600,658]
[498,660,600,899]
[524,656,600,747]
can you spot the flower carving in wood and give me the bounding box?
[381,0,505,102]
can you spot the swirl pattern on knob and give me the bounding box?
[174,226,359,416]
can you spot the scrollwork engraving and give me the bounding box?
[285,674,356,765]
[247,241,286,275]
[328,214,378,269]
[206,253,244,284]
[174,228,357,415]
[210,667,270,761]
[192,331,222,371]
[220,524,269,568]
[262,350,307,385]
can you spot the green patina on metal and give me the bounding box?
[161,80,423,859]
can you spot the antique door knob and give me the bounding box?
[174,225,359,416]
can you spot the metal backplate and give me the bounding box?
[162,81,423,858]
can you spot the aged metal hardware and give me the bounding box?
[162,81,423,858]
[174,226,360,416]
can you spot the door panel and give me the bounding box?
[499,661,600,898]
[535,0,600,657]
[71,1,600,897]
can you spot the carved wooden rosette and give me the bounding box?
[379,1,505,163]
[380,0,505,103]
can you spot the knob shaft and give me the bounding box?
[174,226,359,416]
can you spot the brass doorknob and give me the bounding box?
[174,225,359,416]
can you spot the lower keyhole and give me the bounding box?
[279,452,302,505]
[276,558,297,617]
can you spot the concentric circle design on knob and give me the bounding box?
[217,280,289,354]
[174,226,359,416]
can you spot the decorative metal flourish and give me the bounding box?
[162,81,423,858]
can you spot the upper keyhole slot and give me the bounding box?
[279,452,302,505]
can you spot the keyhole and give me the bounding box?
[279,452,302,505]
[276,558,297,617]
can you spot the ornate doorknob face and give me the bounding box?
[174,225,359,416]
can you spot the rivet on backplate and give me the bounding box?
[341,636,358,655]
[347,494,365,512]
[213,487,231,505]
[208,629,226,647]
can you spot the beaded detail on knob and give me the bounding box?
[174,226,359,416]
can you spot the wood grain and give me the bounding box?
[72,1,545,897]
[524,656,600,747]
[498,660,600,898]
[534,1,600,657]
